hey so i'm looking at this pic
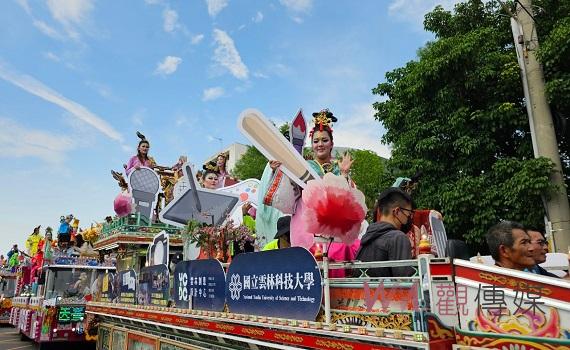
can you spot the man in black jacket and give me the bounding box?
[526,227,560,278]
[356,188,415,277]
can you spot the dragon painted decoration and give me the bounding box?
[468,306,569,339]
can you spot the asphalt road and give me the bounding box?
[0,326,33,350]
[0,326,95,350]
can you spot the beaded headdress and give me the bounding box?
[310,109,337,138]
[203,161,219,173]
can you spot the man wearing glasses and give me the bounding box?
[356,188,415,277]
[526,227,559,278]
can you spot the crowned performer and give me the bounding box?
[268,109,359,276]
[201,166,219,190]
[202,152,234,188]
[307,109,353,178]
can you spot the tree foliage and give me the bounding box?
[231,146,267,180]
[231,123,288,180]
[373,0,559,247]
[348,150,386,210]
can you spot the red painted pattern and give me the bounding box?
[429,263,452,276]
[88,305,401,350]
[454,265,570,303]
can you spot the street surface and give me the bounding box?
[0,326,95,350]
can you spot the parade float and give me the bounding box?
[0,268,17,324]
[10,255,115,346]
[84,109,570,350]
[9,221,116,347]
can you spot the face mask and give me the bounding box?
[400,216,413,233]
[394,208,413,233]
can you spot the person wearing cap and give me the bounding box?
[262,216,291,251]
[356,188,415,277]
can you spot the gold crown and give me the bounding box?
[203,161,218,172]
[313,109,335,129]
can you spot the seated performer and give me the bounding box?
[486,221,535,271]
[215,152,229,188]
[356,188,415,277]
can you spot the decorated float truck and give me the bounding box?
[10,258,115,347]
[88,109,569,350]
[0,269,17,324]
[88,246,570,350]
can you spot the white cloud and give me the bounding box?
[252,11,263,23]
[46,0,94,25]
[279,0,313,13]
[175,116,189,126]
[388,0,464,27]
[15,0,32,15]
[154,56,182,75]
[253,71,268,79]
[212,29,248,80]
[163,8,179,32]
[85,81,115,100]
[0,118,75,164]
[121,144,133,153]
[206,0,229,17]
[33,20,64,40]
[202,87,225,101]
[46,0,94,39]
[43,51,61,62]
[0,62,123,142]
[191,34,204,45]
[330,103,392,159]
[144,0,164,4]
[131,109,146,126]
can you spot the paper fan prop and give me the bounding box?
[114,192,133,217]
[301,173,367,244]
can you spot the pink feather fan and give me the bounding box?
[114,192,133,217]
[301,173,367,244]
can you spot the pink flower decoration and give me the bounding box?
[114,192,133,217]
[301,173,367,244]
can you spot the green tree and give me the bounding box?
[348,150,386,209]
[373,0,557,247]
[231,123,290,180]
[231,146,267,180]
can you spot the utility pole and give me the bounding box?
[513,0,570,252]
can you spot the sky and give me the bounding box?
[0,0,465,254]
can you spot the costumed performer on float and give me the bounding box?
[125,132,156,175]
[57,215,73,248]
[201,166,220,190]
[25,225,43,257]
[269,109,361,276]
[112,132,156,217]
[202,152,237,188]
[215,152,229,188]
